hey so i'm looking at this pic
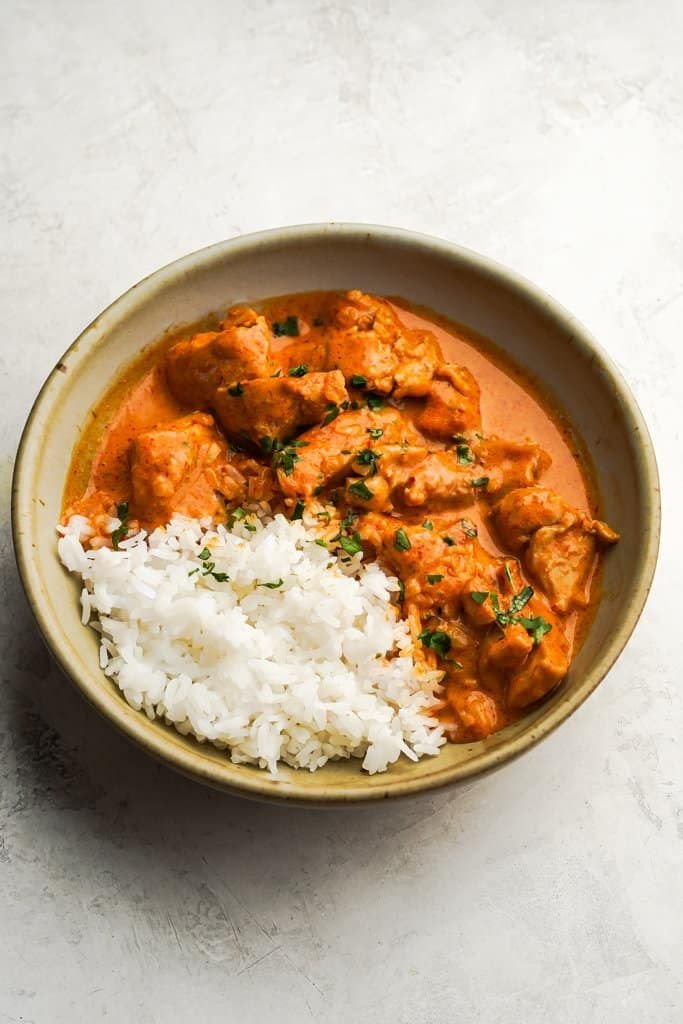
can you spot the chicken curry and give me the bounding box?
[64,290,619,743]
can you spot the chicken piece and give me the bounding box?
[357,513,480,615]
[327,290,442,397]
[377,448,479,510]
[415,363,482,440]
[493,487,619,613]
[277,407,421,498]
[130,412,245,525]
[213,370,348,445]
[275,337,328,375]
[165,307,273,408]
[473,436,551,496]
[446,687,499,740]
[475,591,569,710]
[506,609,570,709]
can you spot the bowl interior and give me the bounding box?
[13,225,659,802]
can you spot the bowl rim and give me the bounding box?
[11,222,661,803]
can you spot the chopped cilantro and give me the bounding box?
[367,427,384,440]
[208,571,230,583]
[366,394,384,411]
[259,579,284,589]
[314,538,328,547]
[509,585,534,614]
[470,591,489,605]
[198,547,211,560]
[423,520,434,531]
[339,532,363,556]
[397,578,405,603]
[111,501,130,550]
[322,402,340,426]
[350,374,368,388]
[519,615,553,645]
[471,476,490,488]
[271,439,309,476]
[349,480,373,501]
[288,364,308,377]
[187,567,200,577]
[394,527,411,551]
[456,444,474,464]
[291,500,305,520]
[461,518,478,538]
[355,448,381,474]
[427,574,444,584]
[272,316,299,337]
[418,630,452,659]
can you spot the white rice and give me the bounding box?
[57,512,445,774]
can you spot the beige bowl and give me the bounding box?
[12,225,660,804]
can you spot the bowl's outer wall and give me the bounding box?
[13,225,660,802]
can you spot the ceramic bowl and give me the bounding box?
[12,224,660,803]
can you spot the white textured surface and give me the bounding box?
[1,2,681,1020]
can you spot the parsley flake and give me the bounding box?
[339,532,363,556]
[418,630,452,659]
[427,573,444,584]
[288,364,308,377]
[350,374,368,388]
[394,528,411,551]
[272,316,299,337]
[367,427,384,440]
[349,480,374,501]
[111,501,130,550]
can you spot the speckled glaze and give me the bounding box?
[11,224,661,804]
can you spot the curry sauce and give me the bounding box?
[63,290,618,742]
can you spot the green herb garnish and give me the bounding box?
[423,520,434,531]
[288,364,308,377]
[228,382,244,397]
[271,439,309,476]
[418,630,452,659]
[518,615,553,645]
[509,585,534,615]
[470,591,489,605]
[259,579,284,589]
[198,547,211,560]
[350,374,368,388]
[111,501,130,550]
[504,562,514,585]
[339,532,363,556]
[471,476,489,488]
[349,480,373,501]
[367,427,384,440]
[322,402,340,426]
[397,578,405,603]
[443,536,455,546]
[461,519,478,538]
[291,500,305,520]
[355,448,381,474]
[272,316,299,337]
[366,394,384,411]
[394,528,411,551]
[427,574,444,584]
[456,444,474,465]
